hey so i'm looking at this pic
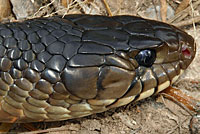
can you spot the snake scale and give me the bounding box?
[0,14,196,123]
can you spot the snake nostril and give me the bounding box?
[182,45,191,59]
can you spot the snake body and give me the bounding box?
[0,14,195,123]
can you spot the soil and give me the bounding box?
[1,0,200,133]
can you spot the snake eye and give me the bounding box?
[135,49,156,67]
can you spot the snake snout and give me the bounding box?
[178,32,196,69]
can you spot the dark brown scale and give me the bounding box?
[46,55,66,72]
[68,54,104,67]
[23,68,40,83]
[14,30,26,41]
[123,79,142,97]
[10,85,29,98]
[22,50,35,62]
[1,72,13,85]
[112,15,146,24]
[18,40,31,51]
[46,21,61,29]
[129,35,162,49]
[48,98,70,108]
[62,41,81,60]
[140,68,157,92]
[105,55,134,70]
[47,41,65,54]
[32,43,45,53]
[151,65,169,85]
[82,29,130,50]
[4,37,17,48]
[78,42,113,54]
[13,59,28,71]
[66,27,83,37]
[27,32,40,44]
[53,82,69,94]
[30,60,45,72]
[162,63,177,80]
[51,29,66,38]
[15,78,33,91]
[20,24,33,35]
[171,62,181,75]
[8,91,25,102]
[0,36,3,44]
[59,34,81,43]
[0,29,12,38]
[41,69,60,84]
[37,51,52,63]
[7,48,22,60]
[35,79,54,94]
[9,68,22,79]
[50,92,69,100]
[41,35,57,47]
[74,15,122,30]
[0,45,7,57]
[61,67,99,99]
[124,21,155,37]
[0,58,12,71]
[36,29,49,38]
[155,28,178,44]
[97,66,135,99]
[0,78,9,91]
[29,89,49,100]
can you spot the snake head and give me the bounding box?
[125,21,196,101]
[61,15,196,104]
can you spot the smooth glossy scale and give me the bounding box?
[35,79,53,94]
[18,40,31,51]
[42,69,60,84]
[30,60,45,72]
[32,43,45,53]
[0,58,12,71]
[22,50,36,62]
[7,48,22,60]
[13,59,28,70]
[46,55,66,72]
[68,54,104,67]
[47,41,65,54]
[62,67,99,99]
[0,45,6,57]
[4,37,17,48]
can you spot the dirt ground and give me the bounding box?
[0,0,200,133]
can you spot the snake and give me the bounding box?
[0,14,196,123]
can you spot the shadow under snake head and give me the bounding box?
[0,14,196,122]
